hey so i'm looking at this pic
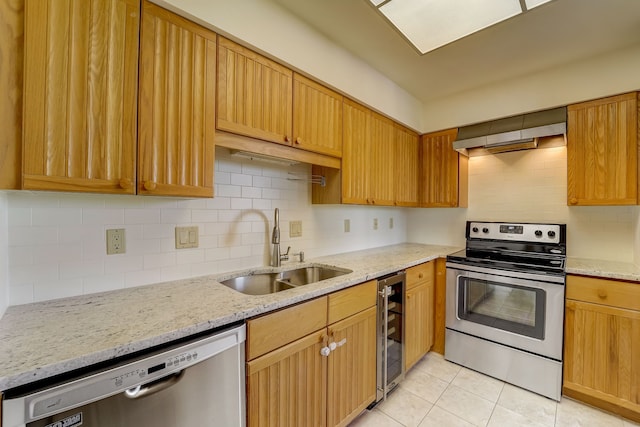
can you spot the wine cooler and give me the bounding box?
[374,271,406,403]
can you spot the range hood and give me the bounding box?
[453,107,567,156]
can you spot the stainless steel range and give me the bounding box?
[445,221,566,400]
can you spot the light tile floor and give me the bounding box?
[350,352,639,427]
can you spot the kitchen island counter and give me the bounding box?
[0,243,459,391]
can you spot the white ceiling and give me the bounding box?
[269,0,640,104]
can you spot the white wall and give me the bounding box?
[0,193,8,317]
[408,147,639,262]
[421,43,640,132]
[154,0,423,131]
[6,150,407,305]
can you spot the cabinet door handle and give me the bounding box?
[320,346,331,357]
[329,342,337,351]
[143,181,157,191]
[119,178,133,190]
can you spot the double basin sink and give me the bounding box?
[220,265,352,295]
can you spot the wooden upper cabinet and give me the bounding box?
[394,125,419,206]
[23,0,139,194]
[0,0,23,189]
[137,1,215,197]
[567,92,639,206]
[369,112,396,206]
[420,128,468,207]
[217,37,293,145]
[293,73,343,157]
[342,98,371,205]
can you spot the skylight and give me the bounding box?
[369,0,555,54]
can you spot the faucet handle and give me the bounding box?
[293,251,305,262]
[280,246,291,262]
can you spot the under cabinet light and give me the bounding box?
[229,150,299,166]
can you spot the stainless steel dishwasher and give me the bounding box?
[3,323,246,427]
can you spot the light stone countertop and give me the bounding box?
[566,257,640,282]
[0,243,460,392]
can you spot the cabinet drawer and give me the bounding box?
[328,281,377,324]
[247,296,328,360]
[406,261,434,289]
[567,275,640,311]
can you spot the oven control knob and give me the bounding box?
[535,230,543,237]
[472,227,479,233]
[482,227,489,233]
[547,230,556,238]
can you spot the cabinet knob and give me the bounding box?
[320,346,331,357]
[295,137,302,145]
[143,181,157,191]
[418,273,424,279]
[284,135,291,143]
[569,197,578,205]
[119,178,133,190]
[597,289,607,299]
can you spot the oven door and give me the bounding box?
[446,262,564,360]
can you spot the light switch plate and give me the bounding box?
[175,226,199,249]
[106,229,126,255]
[290,220,302,238]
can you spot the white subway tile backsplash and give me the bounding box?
[215,171,231,185]
[242,186,262,199]
[34,278,83,302]
[177,249,205,265]
[125,209,161,224]
[125,269,162,288]
[8,208,31,226]
[8,284,34,306]
[83,274,125,294]
[206,197,231,210]
[191,209,218,223]
[230,198,252,210]
[82,209,124,225]
[60,260,104,280]
[231,173,252,186]
[160,209,192,224]
[9,226,58,246]
[252,176,271,188]
[105,255,144,274]
[143,252,176,270]
[216,184,242,198]
[205,247,230,261]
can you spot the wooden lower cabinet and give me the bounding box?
[327,307,377,427]
[404,261,435,370]
[564,275,640,423]
[246,283,377,426]
[247,329,328,427]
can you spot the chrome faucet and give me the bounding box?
[270,208,290,267]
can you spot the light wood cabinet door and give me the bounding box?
[420,129,468,207]
[217,37,293,145]
[137,1,215,197]
[23,0,139,194]
[327,306,377,427]
[293,73,343,157]
[405,281,435,370]
[0,0,22,189]
[564,299,640,422]
[342,99,370,205]
[567,92,638,206]
[394,125,419,206]
[247,329,328,427]
[368,112,395,206]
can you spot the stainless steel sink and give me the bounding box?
[279,266,352,287]
[220,265,352,295]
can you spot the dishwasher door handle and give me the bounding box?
[124,370,184,399]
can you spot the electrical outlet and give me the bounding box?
[344,219,350,233]
[290,220,302,238]
[106,229,126,255]
[373,218,378,230]
[175,226,199,249]
[389,217,394,229]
